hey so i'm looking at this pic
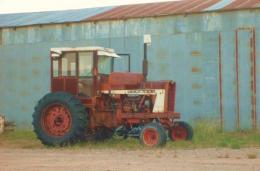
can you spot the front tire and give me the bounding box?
[140,123,167,147]
[169,121,193,141]
[32,92,88,146]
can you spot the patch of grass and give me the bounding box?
[71,137,142,150]
[0,129,42,149]
[1,120,260,150]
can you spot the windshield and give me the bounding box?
[98,56,112,75]
[78,52,93,77]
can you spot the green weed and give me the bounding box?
[1,121,260,149]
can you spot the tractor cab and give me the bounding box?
[50,47,120,97]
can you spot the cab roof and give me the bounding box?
[50,46,120,58]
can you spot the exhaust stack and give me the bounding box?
[143,34,152,81]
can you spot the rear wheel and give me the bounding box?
[32,92,88,146]
[140,123,166,147]
[169,121,193,141]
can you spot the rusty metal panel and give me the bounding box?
[88,0,259,22]
[88,0,218,21]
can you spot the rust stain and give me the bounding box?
[192,83,202,89]
[32,56,42,63]
[32,85,41,91]
[20,90,30,97]
[20,75,29,82]
[192,67,202,73]
[20,60,28,67]
[32,68,40,76]
[191,51,201,57]
[21,105,29,112]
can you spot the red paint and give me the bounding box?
[170,124,188,141]
[218,33,223,129]
[41,104,72,137]
[109,72,144,89]
[52,77,78,95]
[142,128,159,146]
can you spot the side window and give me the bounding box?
[62,52,76,76]
[53,60,59,77]
[79,52,93,77]
[98,56,112,75]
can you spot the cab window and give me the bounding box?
[98,56,112,75]
[53,60,59,77]
[62,52,76,76]
[79,52,93,77]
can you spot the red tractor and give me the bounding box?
[32,41,193,147]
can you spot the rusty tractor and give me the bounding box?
[32,37,193,147]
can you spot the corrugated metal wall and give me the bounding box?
[0,9,259,130]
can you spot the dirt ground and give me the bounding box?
[0,148,260,171]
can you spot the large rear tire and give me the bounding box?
[32,92,88,146]
[140,123,167,147]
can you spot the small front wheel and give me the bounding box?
[140,123,167,147]
[169,121,193,141]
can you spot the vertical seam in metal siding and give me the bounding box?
[0,29,2,46]
[235,30,240,129]
[218,32,224,129]
[252,28,257,129]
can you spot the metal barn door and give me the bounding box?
[235,28,256,130]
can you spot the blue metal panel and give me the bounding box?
[221,31,237,131]
[110,37,129,72]
[143,17,175,35]
[201,32,219,118]
[237,30,253,130]
[123,36,143,73]
[95,22,110,38]
[184,33,204,120]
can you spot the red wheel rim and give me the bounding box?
[41,104,72,137]
[171,125,188,141]
[143,128,159,146]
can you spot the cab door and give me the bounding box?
[77,52,94,98]
[51,52,78,95]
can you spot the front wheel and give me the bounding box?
[32,92,88,146]
[168,121,193,141]
[139,123,167,147]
